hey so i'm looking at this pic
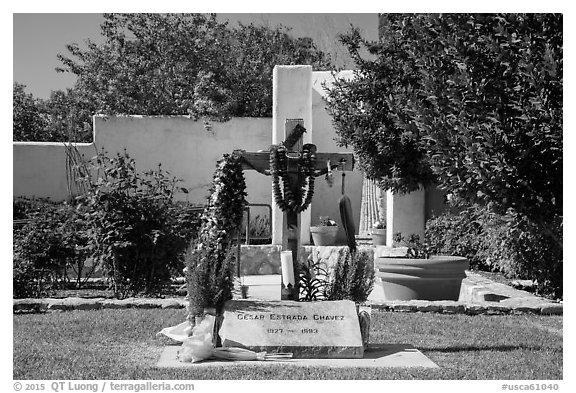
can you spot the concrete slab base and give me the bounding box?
[156,344,439,369]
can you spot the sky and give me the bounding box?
[13,13,379,99]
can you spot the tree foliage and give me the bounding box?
[42,89,95,142]
[13,84,96,142]
[15,14,333,142]
[325,13,562,243]
[56,13,332,121]
[13,83,48,141]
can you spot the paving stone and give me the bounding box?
[464,304,488,315]
[540,304,563,315]
[509,306,540,314]
[71,299,103,310]
[440,301,466,314]
[13,299,48,313]
[391,303,418,312]
[368,303,393,312]
[413,301,443,313]
[101,298,134,309]
[45,298,74,311]
[500,298,546,312]
[485,305,511,315]
[131,299,163,309]
[46,297,103,311]
[159,299,185,309]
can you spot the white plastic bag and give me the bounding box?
[156,321,193,342]
[177,315,216,363]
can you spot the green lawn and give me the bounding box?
[13,309,562,380]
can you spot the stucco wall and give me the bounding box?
[94,116,273,206]
[13,117,274,206]
[13,142,96,202]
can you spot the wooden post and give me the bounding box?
[281,119,304,301]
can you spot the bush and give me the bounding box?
[426,206,562,299]
[13,253,42,299]
[75,150,200,298]
[478,212,562,300]
[325,248,375,303]
[13,201,81,297]
[426,206,488,269]
[13,197,57,220]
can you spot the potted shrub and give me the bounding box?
[370,221,386,246]
[310,216,339,246]
[375,233,469,301]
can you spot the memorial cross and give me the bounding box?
[233,119,354,300]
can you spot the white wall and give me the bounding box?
[13,142,96,202]
[13,117,273,206]
[94,116,273,205]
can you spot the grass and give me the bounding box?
[13,309,562,380]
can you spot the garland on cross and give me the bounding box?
[269,143,317,214]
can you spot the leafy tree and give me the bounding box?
[42,89,94,142]
[13,83,47,141]
[56,13,333,122]
[223,23,333,117]
[325,13,562,245]
[13,84,93,142]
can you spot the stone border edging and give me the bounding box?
[367,299,562,315]
[13,297,187,313]
[13,297,562,315]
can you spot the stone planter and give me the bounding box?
[310,226,338,246]
[370,228,387,246]
[375,255,469,301]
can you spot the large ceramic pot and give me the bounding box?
[375,255,469,301]
[370,228,387,246]
[310,226,338,246]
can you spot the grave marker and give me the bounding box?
[218,299,364,359]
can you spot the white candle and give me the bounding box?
[280,251,295,287]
